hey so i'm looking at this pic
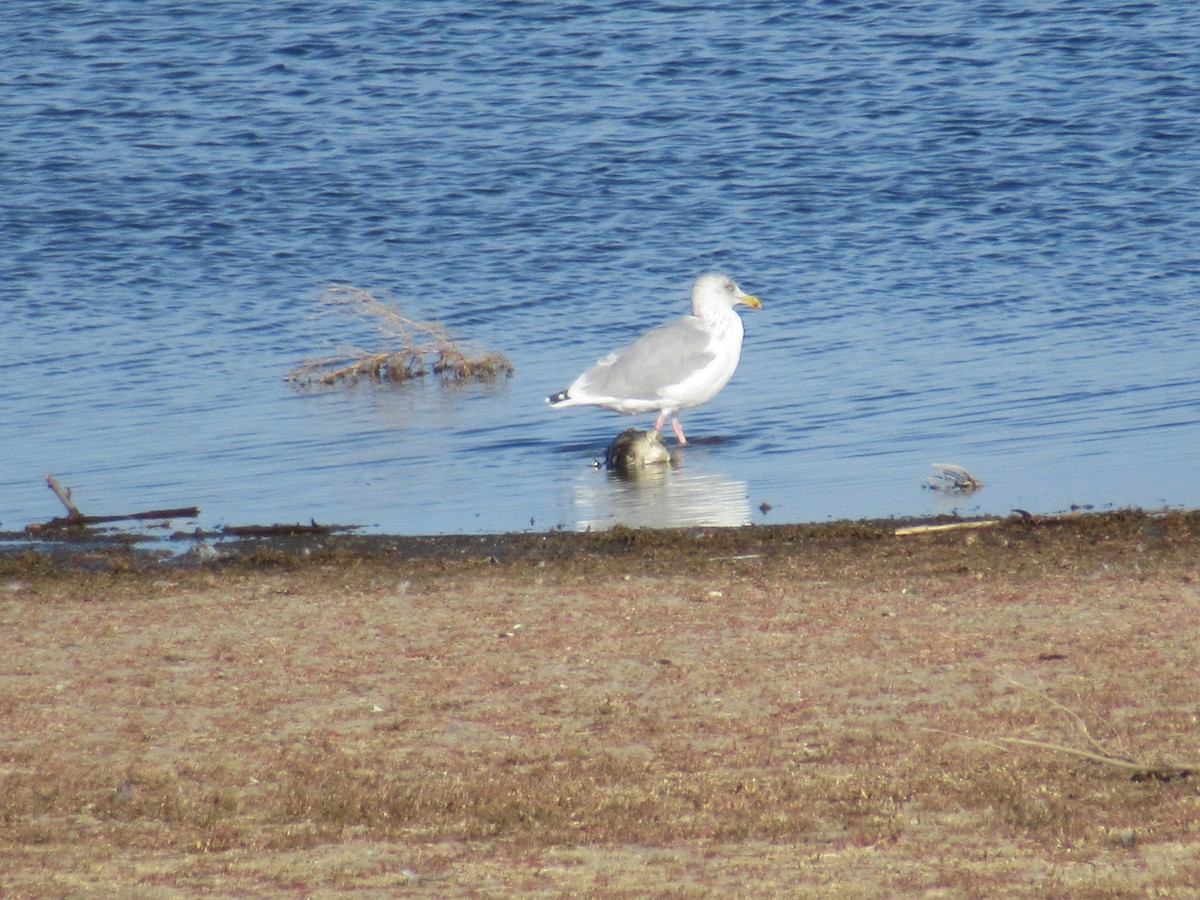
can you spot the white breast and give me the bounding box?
[658,308,744,411]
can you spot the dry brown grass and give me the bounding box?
[286,284,514,386]
[2,511,1199,895]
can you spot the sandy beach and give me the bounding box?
[2,510,1198,896]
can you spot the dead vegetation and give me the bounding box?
[926,462,985,493]
[286,284,514,387]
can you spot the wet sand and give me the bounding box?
[2,510,1198,896]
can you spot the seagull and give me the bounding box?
[546,272,761,445]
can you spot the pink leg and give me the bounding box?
[653,409,667,433]
[671,416,687,445]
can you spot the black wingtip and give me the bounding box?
[547,390,569,405]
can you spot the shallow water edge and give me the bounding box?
[3,505,1196,573]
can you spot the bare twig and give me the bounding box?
[995,737,1195,779]
[922,668,1200,779]
[999,673,1119,760]
[925,721,1199,782]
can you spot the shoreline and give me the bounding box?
[2,505,1191,570]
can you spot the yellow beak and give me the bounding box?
[739,291,762,309]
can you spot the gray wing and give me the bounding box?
[574,316,715,402]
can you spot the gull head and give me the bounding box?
[691,272,762,320]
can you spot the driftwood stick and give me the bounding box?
[30,476,199,532]
[45,474,84,522]
[894,519,999,536]
[77,507,201,525]
[28,507,202,532]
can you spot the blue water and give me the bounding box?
[3,1,1199,534]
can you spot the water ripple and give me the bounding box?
[2,1,1198,532]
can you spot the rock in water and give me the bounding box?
[605,428,672,473]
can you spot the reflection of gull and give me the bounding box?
[572,465,751,531]
[547,273,761,444]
